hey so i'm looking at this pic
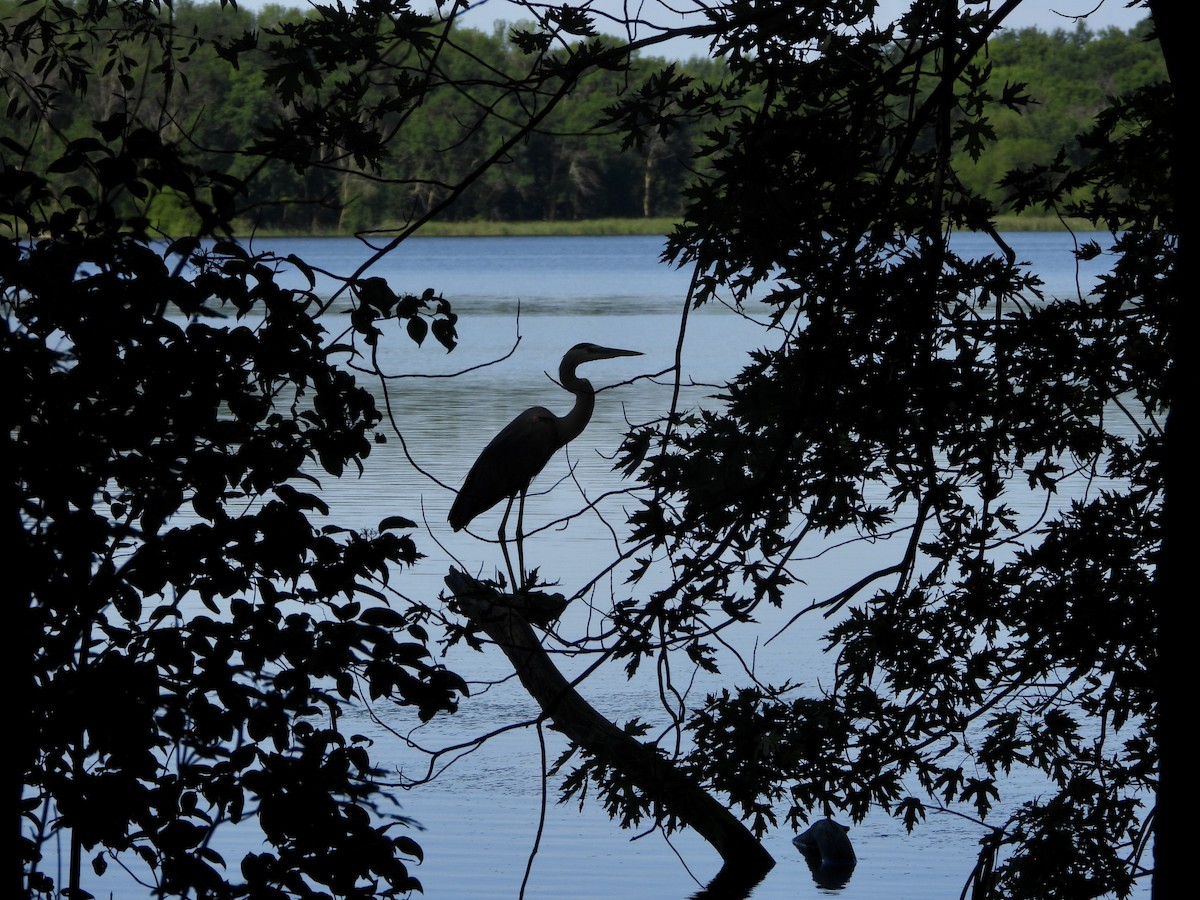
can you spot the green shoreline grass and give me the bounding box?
[1,214,1109,242]
[240,214,1103,239]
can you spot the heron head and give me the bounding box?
[564,342,643,366]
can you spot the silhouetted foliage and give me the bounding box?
[602,3,1169,897]
[8,1,1177,899]
[7,2,469,897]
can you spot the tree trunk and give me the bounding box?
[1144,4,1192,898]
[444,569,775,883]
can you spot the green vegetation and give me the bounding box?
[285,214,1095,236]
[0,1,1163,236]
[296,216,683,237]
[954,19,1164,203]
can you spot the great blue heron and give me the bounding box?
[448,342,642,589]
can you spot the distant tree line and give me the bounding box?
[0,0,1163,236]
[951,17,1166,208]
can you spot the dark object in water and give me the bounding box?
[792,818,857,869]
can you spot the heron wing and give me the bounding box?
[448,407,562,530]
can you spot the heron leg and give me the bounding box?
[498,496,518,591]
[515,489,528,592]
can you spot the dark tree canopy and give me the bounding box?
[7,1,1175,898]
[6,2,469,897]
[603,2,1170,897]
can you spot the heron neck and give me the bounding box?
[558,369,595,445]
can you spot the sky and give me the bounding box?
[224,0,1151,62]
[227,0,1150,64]
[231,0,1151,39]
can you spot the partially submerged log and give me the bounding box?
[444,568,775,878]
[792,818,856,890]
[792,818,856,868]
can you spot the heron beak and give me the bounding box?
[593,346,643,360]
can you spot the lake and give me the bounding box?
[77,232,1147,899]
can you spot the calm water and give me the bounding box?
[74,233,1147,899]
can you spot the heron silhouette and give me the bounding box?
[448,342,642,590]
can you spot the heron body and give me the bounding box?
[447,403,574,531]
[448,342,642,587]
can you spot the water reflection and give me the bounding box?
[291,233,1135,900]
[688,864,772,899]
[796,854,857,891]
[77,233,1141,900]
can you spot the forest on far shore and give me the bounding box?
[1,1,1164,234]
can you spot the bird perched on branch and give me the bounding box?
[448,342,642,590]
